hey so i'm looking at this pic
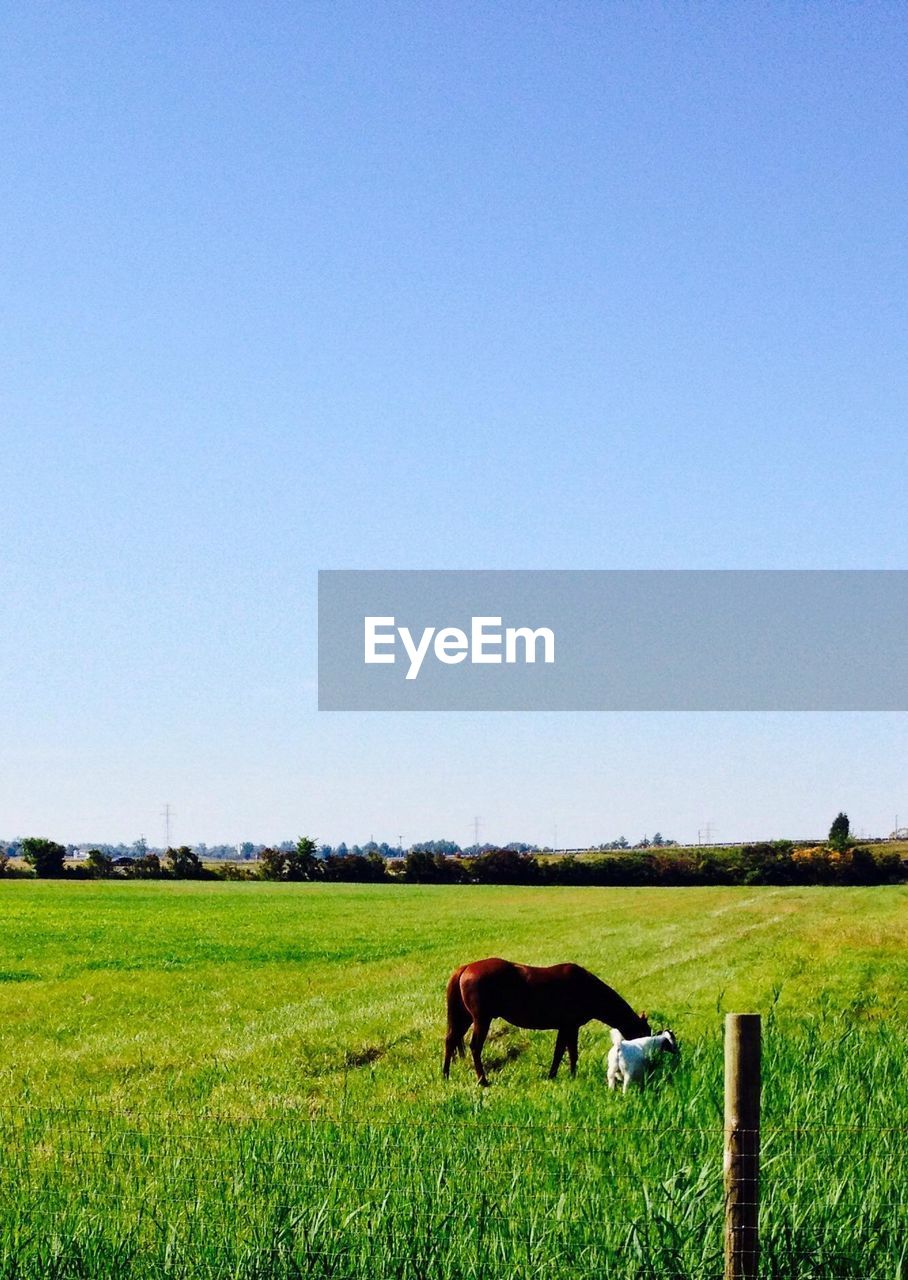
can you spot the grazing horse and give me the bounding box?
[443,957,651,1086]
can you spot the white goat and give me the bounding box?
[607,1028,678,1092]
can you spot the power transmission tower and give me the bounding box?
[161,803,173,849]
[472,816,482,847]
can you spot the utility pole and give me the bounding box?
[161,803,173,849]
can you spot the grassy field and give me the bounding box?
[0,880,906,1279]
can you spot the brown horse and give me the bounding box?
[444,957,650,1085]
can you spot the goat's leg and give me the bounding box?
[606,1049,619,1090]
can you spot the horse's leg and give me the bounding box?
[548,1029,568,1079]
[443,1032,457,1079]
[470,1019,491,1086]
[444,1020,470,1077]
[443,989,472,1078]
[566,1028,579,1077]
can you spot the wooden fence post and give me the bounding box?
[724,1013,761,1280]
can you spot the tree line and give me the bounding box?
[3,814,903,887]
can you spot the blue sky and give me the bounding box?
[2,2,906,847]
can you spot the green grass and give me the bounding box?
[1,880,906,1279]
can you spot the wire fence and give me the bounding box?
[1,1116,906,1279]
[2,1015,908,1280]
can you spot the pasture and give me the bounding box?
[0,880,906,1279]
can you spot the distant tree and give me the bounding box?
[86,848,114,878]
[321,851,387,883]
[164,846,203,878]
[21,837,66,878]
[401,849,466,883]
[285,836,320,881]
[829,812,851,851]
[410,839,462,857]
[365,849,387,878]
[129,852,162,879]
[240,842,256,860]
[470,848,539,885]
[132,837,148,858]
[0,850,9,876]
[258,847,287,880]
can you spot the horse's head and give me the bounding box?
[623,1009,651,1038]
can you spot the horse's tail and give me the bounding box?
[443,967,471,1077]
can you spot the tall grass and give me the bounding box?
[0,881,905,1278]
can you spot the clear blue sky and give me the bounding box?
[2,2,906,847]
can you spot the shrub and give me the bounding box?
[321,852,388,883]
[470,848,539,885]
[258,848,287,880]
[125,852,162,879]
[401,850,467,884]
[738,842,798,885]
[216,862,254,881]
